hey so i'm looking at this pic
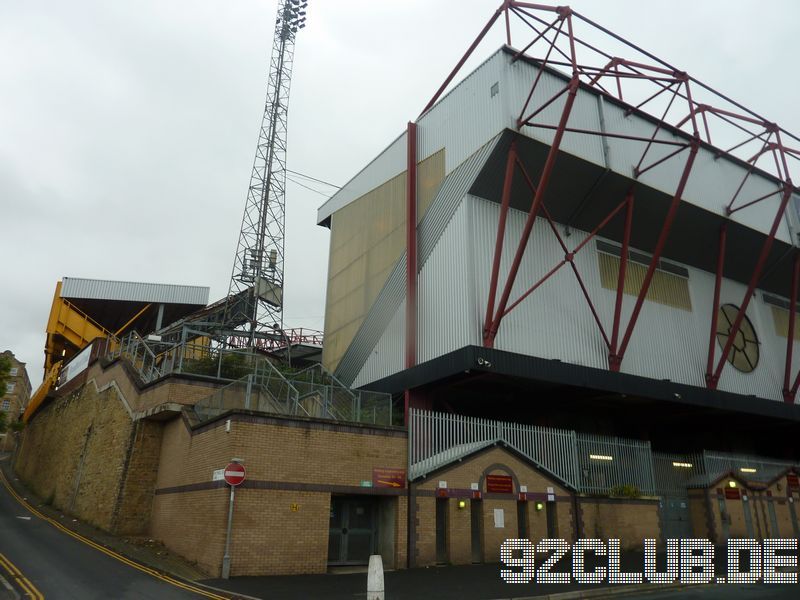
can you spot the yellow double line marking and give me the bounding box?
[0,471,229,599]
[0,552,43,599]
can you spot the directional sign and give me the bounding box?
[223,462,246,486]
[372,467,406,489]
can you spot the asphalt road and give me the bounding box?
[0,462,223,599]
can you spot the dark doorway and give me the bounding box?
[517,501,528,539]
[470,500,483,563]
[546,501,558,538]
[436,498,448,564]
[328,496,378,565]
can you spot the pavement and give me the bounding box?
[2,451,796,599]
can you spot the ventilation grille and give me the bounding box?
[596,240,689,278]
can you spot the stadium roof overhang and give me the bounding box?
[363,345,800,458]
[471,129,796,298]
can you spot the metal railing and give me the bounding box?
[701,451,795,485]
[576,433,655,495]
[108,331,394,426]
[110,332,267,384]
[410,409,800,496]
[193,360,394,426]
[652,452,705,495]
[411,409,667,495]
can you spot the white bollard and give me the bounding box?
[367,554,385,600]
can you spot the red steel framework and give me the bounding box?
[404,1,800,407]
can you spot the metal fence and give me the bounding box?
[410,409,800,497]
[652,452,705,495]
[576,433,655,495]
[701,451,795,485]
[108,331,395,427]
[192,356,395,427]
[410,409,655,494]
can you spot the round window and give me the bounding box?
[715,303,759,373]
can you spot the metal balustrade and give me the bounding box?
[701,451,795,485]
[106,332,394,427]
[409,409,798,496]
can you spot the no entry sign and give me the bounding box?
[223,462,246,486]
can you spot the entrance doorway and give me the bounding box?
[328,496,378,565]
[435,498,448,564]
[470,500,483,563]
[660,496,693,539]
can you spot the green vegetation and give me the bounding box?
[609,484,642,498]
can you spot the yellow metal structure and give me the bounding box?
[44,281,115,374]
[22,360,62,423]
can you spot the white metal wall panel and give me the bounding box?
[417,52,512,174]
[61,277,209,305]
[317,131,407,223]
[336,138,500,386]
[504,56,792,244]
[321,47,793,242]
[469,196,789,402]
[471,197,608,370]
[418,199,476,364]
[502,56,606,167]
[597,96,792,244]
[352,298,405,389]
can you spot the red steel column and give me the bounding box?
[486,77,580,346]
[710,184,794,388]
[609,191,634,371]
[483,140,517,345]
[404,122,418,425]
[783,253,800,403]
[705,224,727,386]
[616,139,699,363]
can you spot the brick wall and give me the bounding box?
[761,475,800,537]
[151,412,408,576]
[14,381,134,532]
[412,446,574,566]
[577,497,661,550]
[14,359,220,536]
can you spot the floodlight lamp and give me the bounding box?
[729,481,737,488]
[535,502,544,511]
[457,500,466,509]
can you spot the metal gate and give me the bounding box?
[328,496,378,565]
[659,496,693,539]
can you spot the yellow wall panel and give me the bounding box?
[323,150,445,372]
[597,253,692,312]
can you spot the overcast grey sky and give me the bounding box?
[1,0,798,384]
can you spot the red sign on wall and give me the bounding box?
[372,467,406,489]
[486,475,513,494]
[724,487,741,500]
[788,474,799,489]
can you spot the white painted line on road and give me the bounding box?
[14,517,30,521]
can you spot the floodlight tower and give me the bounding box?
[226,0,308,346]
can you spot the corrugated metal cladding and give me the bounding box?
[503,54,794,244]
[338,137,501,387]
[317,131,407,224]
[467,196,787,401]
[417,51,513,174]
[350,190,796,400]
[61,277,209,305]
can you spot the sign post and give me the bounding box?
[221,461,246,579]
